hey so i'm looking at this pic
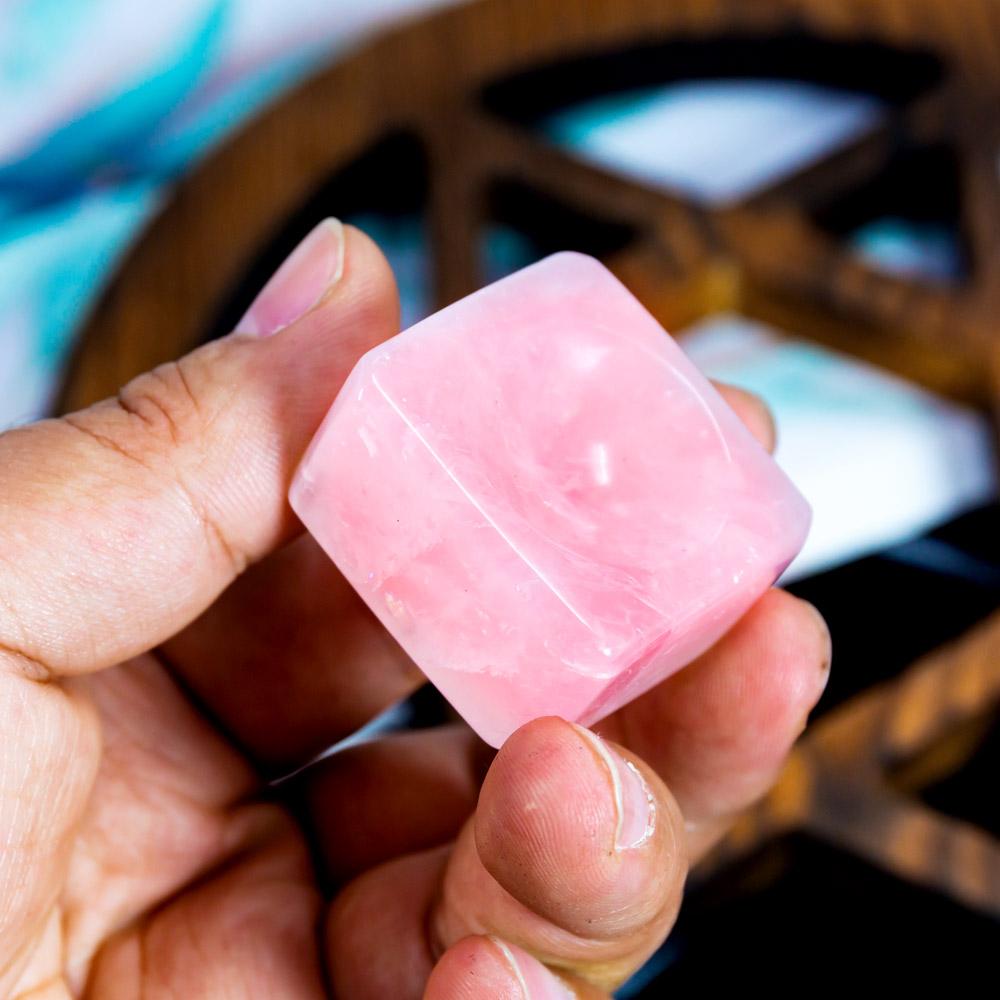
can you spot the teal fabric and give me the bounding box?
[0,0,325,426]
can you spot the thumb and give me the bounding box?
[0,220,398,679]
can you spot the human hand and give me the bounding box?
[0,222,830,998]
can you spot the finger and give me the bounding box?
[713,382,775,452]
[599,589,831,859]
[58,656,267,989]
[0,673,100,995]
[85,815,327,999]
[425,936,605,1000]
[326,719,685,996]
[431,718,685,991]
[297,725,488,887]
[161,533,424,769]
[0,221,398,678]
[326,847,448,998]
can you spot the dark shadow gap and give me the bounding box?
[482,34,944,125]
[892,709,1000,839]
[811,142,968,282]
[787,505,1000,716]
[628,833,997,994]
[485,179,637,263]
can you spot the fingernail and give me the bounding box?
[575,725,656,850]
[489,938,575,1000]
[236,218,345,337]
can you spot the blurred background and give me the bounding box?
[2,0,998,992]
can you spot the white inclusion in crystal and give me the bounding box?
[572,343,611,371]
[384,592,406,619]
[297,459,316,486]
[590,441,612,486]
[358,425,377,457]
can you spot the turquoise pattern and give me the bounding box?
[0,0,330,428]
[0,4,227,203]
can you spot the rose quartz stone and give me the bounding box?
[290,253,810,747]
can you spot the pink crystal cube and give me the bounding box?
[290,253,810,747]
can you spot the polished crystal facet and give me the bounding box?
[291,253,810,747]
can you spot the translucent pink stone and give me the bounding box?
[290,253,810,747]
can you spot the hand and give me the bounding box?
[0,222,830,998]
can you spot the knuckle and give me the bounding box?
[66,349,247,579]
[186,488,248,578]
[115,358,206,454]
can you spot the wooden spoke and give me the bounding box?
[467,113,712,262]
[957,118,1000,306]
[745,82,960,211]
[425,108,487,307]
[703,612,1000,918]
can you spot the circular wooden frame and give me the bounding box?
[62,0,1000,413]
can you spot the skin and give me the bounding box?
[0,227,831,999]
